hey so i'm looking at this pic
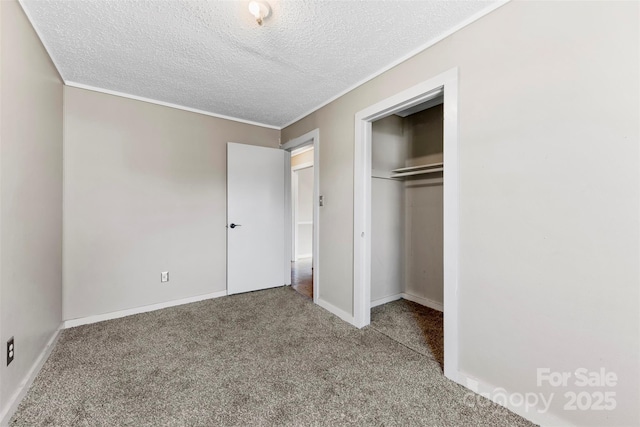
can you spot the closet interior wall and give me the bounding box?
[371,104,444,308]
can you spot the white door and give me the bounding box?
[227,142,287,295]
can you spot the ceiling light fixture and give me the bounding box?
[248,0,271,26]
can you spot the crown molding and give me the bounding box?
[65,82,281,130]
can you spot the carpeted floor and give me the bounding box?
[370,299,444,369]
[10,287,534,426]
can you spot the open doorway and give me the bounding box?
[282,129,320,304]
[291,146,314,299]
[369,97,445,368]
[353,68,459,381]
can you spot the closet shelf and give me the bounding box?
[390,162,443,178]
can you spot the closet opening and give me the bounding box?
[353,68,459,381]
[370,96,445,367]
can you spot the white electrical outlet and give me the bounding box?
[161,271,169,282]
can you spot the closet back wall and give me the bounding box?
[370,108,444,306]
[63,87,280,321]
[404,106,444,305]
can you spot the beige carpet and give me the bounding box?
[10,287,535,426]
[370,299,444,369]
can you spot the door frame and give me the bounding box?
[282,129,320,304]
[292,161,314,261]
[353,68,459,381]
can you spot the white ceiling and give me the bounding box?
[21,0,500,128]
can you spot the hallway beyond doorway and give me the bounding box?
[291,259,313,299]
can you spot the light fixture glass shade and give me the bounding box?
[248,0,270,25]
[248,2,261,17]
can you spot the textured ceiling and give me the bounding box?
[21,0,499,128]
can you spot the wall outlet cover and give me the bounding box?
[161,271,169,282]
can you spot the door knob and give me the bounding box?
[229,223,241,229]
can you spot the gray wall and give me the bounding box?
[63,87,280,321]
[0,0,63,415]
[405,105,443,167]
[404,106,443,304]
[291,149,313,168]
[404,181,443,304]
[282,2,639,425]
[371,115,405,301]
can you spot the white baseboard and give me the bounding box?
[457,371,573,427]
[296,254,312,260]
[0,326,62,426]
[401,292,443,312]
[371,293,403,308]
[370,293,444,312]
[63,290,228,328]
[316,297,355,325]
